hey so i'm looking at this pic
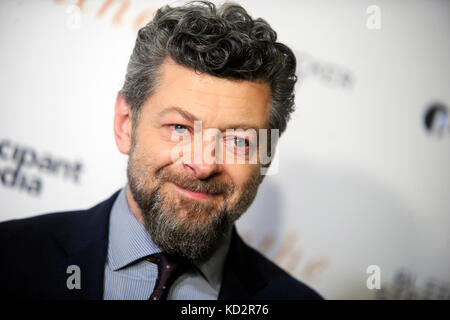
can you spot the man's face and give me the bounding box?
[126,58,272,261]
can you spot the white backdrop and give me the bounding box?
[0,0,449,299]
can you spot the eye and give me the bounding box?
[170,124,189,135]
[234,137,249,149]
[224,136,250,155]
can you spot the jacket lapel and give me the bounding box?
[218,227,267,300]
[53,190,120,299]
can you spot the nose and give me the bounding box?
[183,161,221,180]
[183,139,223,180]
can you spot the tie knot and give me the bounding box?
[144,252,188,300]
[145,252,183,272]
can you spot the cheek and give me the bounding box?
[150,143,176,168]
[225,163,259,194]
[135,129,178,169]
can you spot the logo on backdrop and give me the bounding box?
[375,267,450,300]
[297,52,356,90]
[0,138,83,196]
[240,229,329,283]
[423,102,449,137]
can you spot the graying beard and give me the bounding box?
[136,185,231,262]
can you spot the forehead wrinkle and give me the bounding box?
[158,104,262,132]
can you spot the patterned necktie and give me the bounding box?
[145,252,186,300]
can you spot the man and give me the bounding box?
[0,1,322,300]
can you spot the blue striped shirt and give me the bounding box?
[103,187,231,300]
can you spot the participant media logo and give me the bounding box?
[0,138,83,196]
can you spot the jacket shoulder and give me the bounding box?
[0,209,89,242]
[0,192,117,241]
[0,192,119,299]
[241,239,323,300]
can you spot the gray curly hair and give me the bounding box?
[120,1,297,135]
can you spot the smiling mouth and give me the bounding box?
[171,182,215,200]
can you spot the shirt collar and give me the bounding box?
[107,186,231,291]
[107,187,161,271]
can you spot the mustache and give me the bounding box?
[156,168,234,196]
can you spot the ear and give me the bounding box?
[113,92,133,155]
[259,140,277,184]
[259,160,271,184]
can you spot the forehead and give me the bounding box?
[142,58,272,129]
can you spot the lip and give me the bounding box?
[171,182,214,200]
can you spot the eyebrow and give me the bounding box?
[158,106,262,131]
[158,106,198,123]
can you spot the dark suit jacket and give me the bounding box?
[0,190,323,300]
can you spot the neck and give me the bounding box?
[125,184,146,226]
